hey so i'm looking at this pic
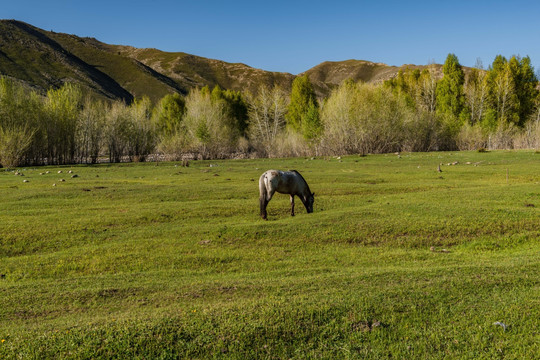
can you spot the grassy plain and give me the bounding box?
[0,151,539,359]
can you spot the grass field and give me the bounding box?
[1,151,539,359]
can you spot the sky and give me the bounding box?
[3,0,540,75]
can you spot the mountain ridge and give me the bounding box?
[0,19,441,101]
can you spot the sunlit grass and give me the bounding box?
[1,151,539,358]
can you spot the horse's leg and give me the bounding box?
[260,196,268,220]
[290,195,295,216]
[264,190,276,220]
[261,189,275,220]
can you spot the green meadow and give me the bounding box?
[1,151,539,359]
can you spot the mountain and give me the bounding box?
[0,20,440,102]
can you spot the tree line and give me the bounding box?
[1,53,540,167]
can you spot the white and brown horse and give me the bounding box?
[259,170,314,220]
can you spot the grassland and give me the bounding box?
[0,151,539,359]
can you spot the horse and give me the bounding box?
[259,170,314,220]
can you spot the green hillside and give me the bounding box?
[0,20,134,101]
[0,19,444,102]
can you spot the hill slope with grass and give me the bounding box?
[0,19,443,101]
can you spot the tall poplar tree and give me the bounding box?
[286,74,321,139]
[154,93,186,137]
[436,54,465,121]
[485,55,539,127]
[511,56,539,126]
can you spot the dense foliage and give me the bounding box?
[1,53,540,167]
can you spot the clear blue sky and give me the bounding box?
[4,0,540,74]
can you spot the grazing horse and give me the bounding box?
[259,170,314,220]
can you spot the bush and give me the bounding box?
[456,123,487,150]
[183,89,238,159]
[320,82,411,155]
[513,120,540,150]
[402,111,442,152]
[489,122,517,149]
[0,125,34,168]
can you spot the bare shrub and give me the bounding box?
[456,123,487,150]
[513,120,540,150]
[156,133,191,161]
[489,122,517,149]
[274,131,312,158]
[183,89,237,159]
[246,85,288,157]
[236,136,250,154]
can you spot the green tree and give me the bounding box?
[44,83,83,164]
[385,65,438,113]
[484,55,539,128]
[385,68,421,109]
[127,97,156,162]
[511,56,538,126]
[489,57,517,126]
[0,76,44,166]
[106,101,132,163]
[210,85,249,136]
[0,124,34,168]
[77,99,106,164]
[286,74,320,139]
[464,60,489,125]
[302,100,322,141]
[436,54,465,122]
[154,93,186,137]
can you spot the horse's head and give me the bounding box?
[306,192,315,213]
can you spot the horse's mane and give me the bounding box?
[290,170,312,194]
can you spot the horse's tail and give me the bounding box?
[259,173,267,216]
